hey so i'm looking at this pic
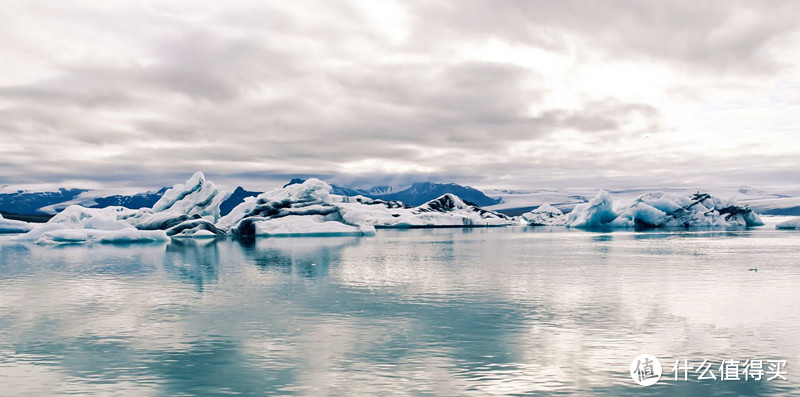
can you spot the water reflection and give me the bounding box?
[0,239,167,278]
[245,236,362,278]
[164,239,220,292]
[0,228,798,395]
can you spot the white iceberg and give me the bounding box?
[520,203,566,226]
[219,179,514,236]
[151,171,225,219]
[776,217,800,230]
[0,213,33,233]
[252,215,376,237]
[219,178,376,237]
[21,205,169,244]
[10,172,226,241]
[337,194,515,228]
[566,190,764,229]
[125,172,227,237]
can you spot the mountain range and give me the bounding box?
[0,179,502,217]
[4,177,800,220]
[286,179,500,207]
[0,188,88,216]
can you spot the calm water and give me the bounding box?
[1,225,799,396]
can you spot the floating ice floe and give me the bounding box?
[520,203,566,226]
[566,190,764,228]
[20,205,169,244]
[776,217,800,230]
[566,190,619,228]
[0,213,33,233]
[250,215,376,237]
[124,171,227,237]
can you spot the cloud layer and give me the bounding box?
[1,0,799,191]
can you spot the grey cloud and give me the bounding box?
[0,1,797,191]
[535,100,662,135]
[148,31,300,101]
[407,0,800,74]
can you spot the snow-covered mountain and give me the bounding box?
[374,182,501,207]
[0,188,88,215]
[220,186,261,216]
[484,188,589,216]
[363,184,408,196]
[0,188,169,215]
[90,188,168,210]
[285,179,501,207]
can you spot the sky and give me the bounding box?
[1,0,800,192]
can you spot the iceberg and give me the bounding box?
[566,191,764,229]
[15,171,228,243]
[336,193,516,228]
[776,217,800,230]
[125,172,227,237]
[252,215,376,237]
[566,190,618,228]
[20,205,169,244]
[218,179,514,236]
[0,213,33,233]
[151,171,224,218]
[218,178,376,237]
[520,203,566,226]
[7,173,773,239]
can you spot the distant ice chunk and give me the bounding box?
[32,228,170,245]
[252,215,376,237]
[20,205,168,244]
[49,205,136,229]
[520,203,566,226]
[568,191,764,229]
[333,196,408,227]
[776,217,800,230]
[0,213,33,233]
[612,192,763,228]
[566,190,618,228]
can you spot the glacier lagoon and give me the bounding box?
[1,225,799,396]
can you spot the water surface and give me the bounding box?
[1,226,799,395]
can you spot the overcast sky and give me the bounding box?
[1,0,799,192]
